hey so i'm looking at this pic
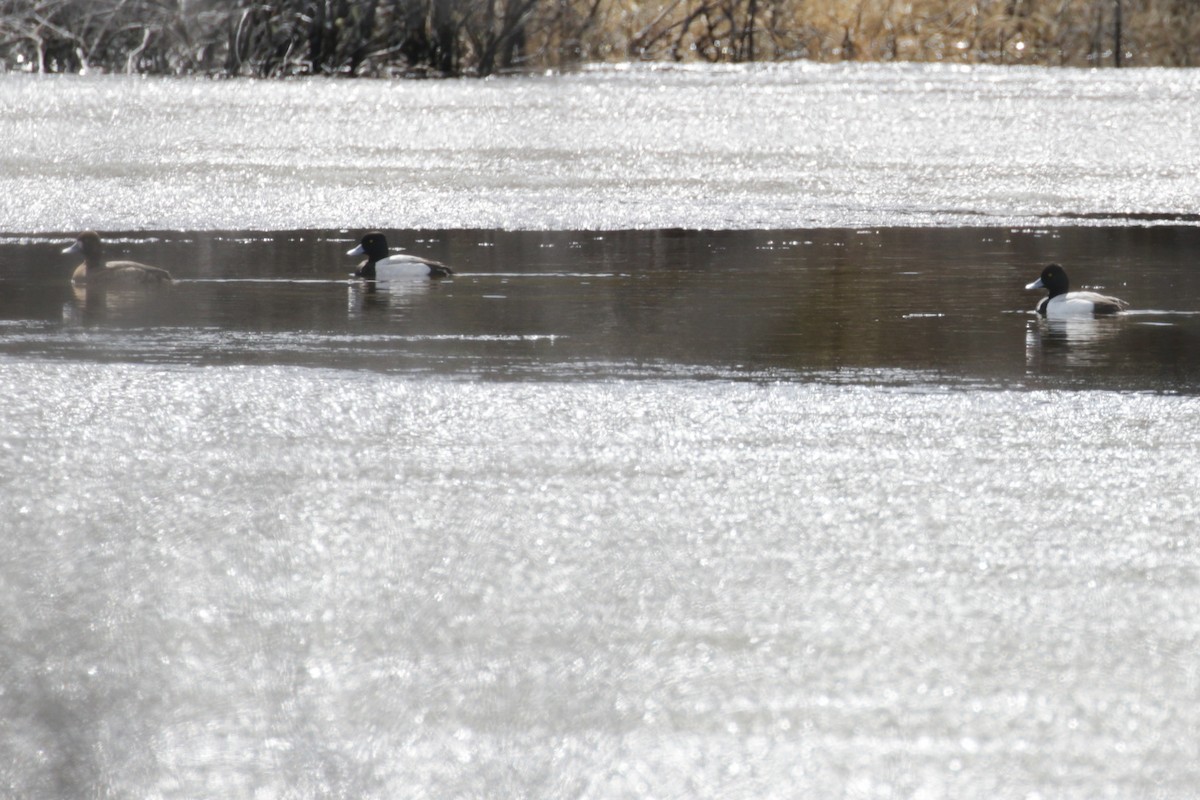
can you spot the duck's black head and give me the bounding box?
[1026,263,1070,298]
[354,233,391,263]
[347,232,390,278]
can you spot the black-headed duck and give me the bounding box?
[347,232,453,280]
[1025,264,1127,318]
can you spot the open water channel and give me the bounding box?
[1,65,1199,798]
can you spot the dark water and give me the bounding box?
[3,226,1199,390]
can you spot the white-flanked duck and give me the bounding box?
[347,232,454,280]
[1026,263,1127,318]
[63,231,172,286]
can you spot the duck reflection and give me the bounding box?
[347,279,386,318]
[1025,315,1123,368]
[346,276,436,320]
[64,282,175,325]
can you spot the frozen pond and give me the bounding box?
[4,361,1200,798]
[2,65,1200,798]
[2,62,1200,231]
[4,225,1200,798]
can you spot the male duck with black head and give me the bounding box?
[1026,263,1127,318]
[347,232,454,280]
[64,231,173,287]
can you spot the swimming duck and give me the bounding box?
[63,231,173,286]
[347,232,454,280]
[1025,264,1127,318]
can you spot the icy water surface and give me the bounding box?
[2,63,1200,231]
[3,64,1200,798]
[3,363,1200,798]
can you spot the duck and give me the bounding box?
[347,232,454,280]
[63,231,173,286]
[1025,263,1127,318]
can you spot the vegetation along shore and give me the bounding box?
[1,0,1197,77]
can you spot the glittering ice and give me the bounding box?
[2,62,1199,232]
[2,361,1199,797]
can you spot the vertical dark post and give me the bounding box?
[350,0,377,73]
[437,0,458,74]
[1113,0,1122,66]
[746,0,757,62]
[309,0,327,71]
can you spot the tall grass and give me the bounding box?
[1,0,1198,76]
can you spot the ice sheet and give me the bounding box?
[3,62,1199,232]
[3,361,1199,797]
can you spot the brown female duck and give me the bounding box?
[63,231,173,286]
